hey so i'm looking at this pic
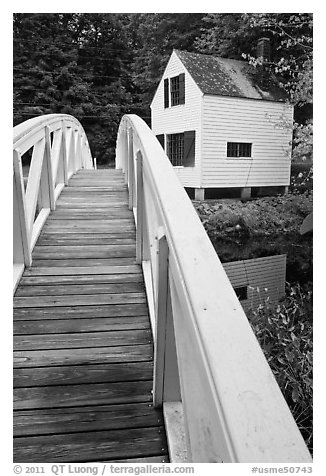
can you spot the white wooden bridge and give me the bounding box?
[13,114,312,463]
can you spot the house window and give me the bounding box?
[170,76,180,106]
[227,142,252,158]
[234,286,248,301]
[164,73,185,108]
[166,130,195,167]
[167,133,184,166]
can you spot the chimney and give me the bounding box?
[257,38,271,63]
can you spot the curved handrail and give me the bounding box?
[13,114,93,291]
[116,114,311,463]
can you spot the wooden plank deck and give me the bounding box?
[13,169,169,463]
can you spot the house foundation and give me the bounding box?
[241,187,251,200]
[194,188,205,201]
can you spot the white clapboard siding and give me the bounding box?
[202,96,293,188]
[151,51,202,187]
[223,254,287,312]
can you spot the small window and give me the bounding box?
[169,73,185,106]
[234,286,248,301]
[167,133,184,166]
[170,76,180,106]
[227,142,252,158]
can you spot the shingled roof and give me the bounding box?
[174,50,287,102]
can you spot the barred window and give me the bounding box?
[227,142,252,158]
[167,133,184,166]
[170,76,180,106]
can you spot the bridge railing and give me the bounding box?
[13,114,93,291]
[116,114,311,463]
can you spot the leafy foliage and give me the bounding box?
[14,13,313,163]
[247,283,313,453]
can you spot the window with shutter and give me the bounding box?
[167,133,184,166]
[170,73,185,106]
[166,131,195,167]
[183,130,195,167]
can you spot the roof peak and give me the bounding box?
[172,49,287,102]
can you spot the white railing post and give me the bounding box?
[153,230,169,406]
[123,128,128,185]
[136,151,143,264]
[153,228,181,407]
[62,123,69,185]
[44,125,55,210]
[75,132,82,171]
[128,128,134,211]
[66,127,74,178]
[71,129,77,174]
[13,149,32,267]
[115,130,121,169]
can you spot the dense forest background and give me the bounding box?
[13,13,313,165]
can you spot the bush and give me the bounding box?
[247,283,313,454]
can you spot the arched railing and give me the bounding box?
[116,114,311,463]
[13,114,93,291]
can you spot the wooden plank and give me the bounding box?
[14,380,153,410]
[16,282,144,296]
[37,237,136,246]
[43,219,134,226]
[37,234,136,245]
[14,292,146,308]
[14,426,167,463]
[60,187,128,192]
[14,402,163,436]
[55,203,129,209]
[14,316,149,335]
[31,258,138,267]
[23,265,141,276]
[56,194,127,200]
[42,224,135,234]
[14,344,153,368]
[14,329,152,351]
[19,273,142,286]
[14,303,148,320]
[68,180,126,185]
[31,244,136,260]
[49,210,132,219]
[14,362,153,387]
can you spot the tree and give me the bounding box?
[13,13,134,164]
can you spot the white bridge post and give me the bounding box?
[136,151,143,264]
[128,128,134,211]
[153,229,181,407]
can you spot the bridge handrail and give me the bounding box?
[13,114,93,291]
[116,114,311,463]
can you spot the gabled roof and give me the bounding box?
[174,49,288,102]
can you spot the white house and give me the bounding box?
[150,46,294,200]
